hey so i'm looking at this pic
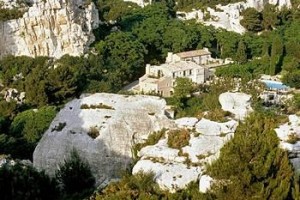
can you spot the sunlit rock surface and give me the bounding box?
[0,0,99,58]
[33,93,176,185]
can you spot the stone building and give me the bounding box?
[138,49,213,97]
[166,48,212,65]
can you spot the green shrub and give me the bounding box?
[0,8,25,21]
[10,106,57,143]
[95,171,159,200]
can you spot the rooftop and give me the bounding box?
[163,61,204,72]
[176,49,211,58]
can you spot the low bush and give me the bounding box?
[80,103,114,110]
[88,126,99,139]
[167,129,190,149]
[204,109,232,122]
[51,122,66,132]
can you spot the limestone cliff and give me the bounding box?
[177,0,292,34]
[0,0,99,58]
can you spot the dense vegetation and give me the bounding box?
[0,159,59,200]
[0,0,300,199]
[0,150,95,200]
[207,111,296,199]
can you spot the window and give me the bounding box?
[183,71,186,76]
[189,70,192,75]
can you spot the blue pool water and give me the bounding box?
[261,80,289,90]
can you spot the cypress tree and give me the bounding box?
[236,40,247,64]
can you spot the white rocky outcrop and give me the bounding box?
[33,93,176,185]
[0,0,99,58]
[133,117,237,192]
[1,88,25,104]
[123,0,150,7]
[219,92,252,120]
[275,115,300,173]
[34,92,251,192]
[177,0,292,34]
[175,117,199,128]
[195,118,238,136]
[199,175,214,193]
[133,160,201,192]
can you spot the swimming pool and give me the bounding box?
[261,80,289,90]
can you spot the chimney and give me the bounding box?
[166,52,174,63]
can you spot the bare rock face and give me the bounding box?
[0,0,99,58]
[123,0,150,7]
[33,93,176,185]
[132,118,237,192]
[219,92,252,120]
[275,115,300,174]
[177,0,292,34]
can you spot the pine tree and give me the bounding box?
[269,36,284,75]
[207,112,295,199]
[55,149,95,197]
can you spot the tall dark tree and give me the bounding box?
[236,40,247,64]
[262,4,279,30]
[96,32,146,90]
[240,8,263,32]
[269,35,284,75]
[55,149,95,198]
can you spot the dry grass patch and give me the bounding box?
[205,109,233,122]
[80,103,114,110]
[88,126,100,139]
[167,129,190,149]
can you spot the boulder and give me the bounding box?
[175,117,199,128]
[182,133,234,163]
[275,115,300,172]
[33,93,176,185]
[0,0,99,58]
[195,118,238,136]
[199,175,213,193]
[132,160,201,193]
[133,118,237,192]
[123,0,149,7]
[219,92,252,120]
[3,88,25,104]
[137,139,186,163]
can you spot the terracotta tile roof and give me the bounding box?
[176,49,211,58]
